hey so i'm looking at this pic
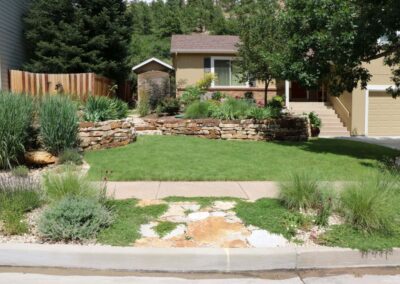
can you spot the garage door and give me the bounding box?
[369,91,400,136]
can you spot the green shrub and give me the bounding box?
[211,91,224,101]
[269,96,284,109]
[180,86,202,108]
[185,101,212,119]
[137,98,150,117]
[279,172,320,210]
[308,112,322,128]
[156,97,180,116]
[247,106,275,120]
[12,165,29,178]
[83,96,128,122]
[39,95,79,154]
[59,149,83,165]
[38,197,113,241]
[0,176,42,235]
[43,170,106,203]
[340,178,397,234]
[195,73,215,92]
[0,92,34,169]
[209,97,251,120]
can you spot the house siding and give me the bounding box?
[331,57,397,136]
[173,53,278,104]
[0,0,30,90]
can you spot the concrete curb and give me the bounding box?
[0,244,400,272]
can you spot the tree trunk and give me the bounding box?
[264,79,270,107]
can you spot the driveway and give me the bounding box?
[339,136,400,150]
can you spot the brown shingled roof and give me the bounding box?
[171,34,239,54]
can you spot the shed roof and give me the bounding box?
[132,57,174,74]
[171,34,239,54]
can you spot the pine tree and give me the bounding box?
[24,0,131,81]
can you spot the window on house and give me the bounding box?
[212,58,247,87]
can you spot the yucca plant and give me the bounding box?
[39,95,79,154]
[83,96,128,122]
[0,92,34,169]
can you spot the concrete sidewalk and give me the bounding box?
[106,181,280,200]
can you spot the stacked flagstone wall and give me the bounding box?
[140,117,309,141]
[79,119,136,150]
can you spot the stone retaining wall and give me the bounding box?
[142,117,308,141]
[79,119,136,150]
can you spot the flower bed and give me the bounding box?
[79,119,136,150]
[141,117,309,141]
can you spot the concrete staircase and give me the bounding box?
[289,102,350,137]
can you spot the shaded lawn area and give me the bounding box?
[85,136,399,181]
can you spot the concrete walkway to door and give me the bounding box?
[106,181,280,200]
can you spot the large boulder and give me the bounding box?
[25,151,57,165]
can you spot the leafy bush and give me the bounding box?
[39,95,79,154]
[43,170,106,203]
[0,92,34,169]
[83,96,128,122]
[184,97,281,120]
[279,172,320,210]
[308,112,322,128]
[210,97,252,120]
[38,197,113,241]
[180,86,202,108]
[148,78,171,110]
[137,97,150,117]
[247,106,277,120]
[0,176,42,235]
[269,96,284,109]
[156,97,180,116]
[59,149,83,165]
[211,91,224,101]
[340,178,397,234]
[185,101,212,119]
[195,73,215,91]
[12,165,29,178]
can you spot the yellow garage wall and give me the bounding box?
[368,91,400,136]
[350,57,395,135]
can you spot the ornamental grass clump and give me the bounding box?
[279,172,320,211]
[43,170,106,203]
[0,176,42,235]
[0,92,34,169]
[39,95,79,154]
[184,101,212,119]
[38,196,113,241]
[340,177,398,234]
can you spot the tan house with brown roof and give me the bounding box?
[170,34,400,137]
[171,34,283,104]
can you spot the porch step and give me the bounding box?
[289,102,350,138]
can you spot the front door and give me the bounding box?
[291,82,308,101]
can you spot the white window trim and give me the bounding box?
[364,84,396,136]
[210,56,250,88]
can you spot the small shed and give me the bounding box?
[132,57,174,104]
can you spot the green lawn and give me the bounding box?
[85,136,399,181]
[97,199,167,246]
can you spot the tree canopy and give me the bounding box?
[279,0,400,96]
[24,0,132,81]
[236,0,285,104]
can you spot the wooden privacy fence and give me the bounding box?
[9,70,113,99]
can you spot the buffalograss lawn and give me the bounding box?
[85,135,399,181]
